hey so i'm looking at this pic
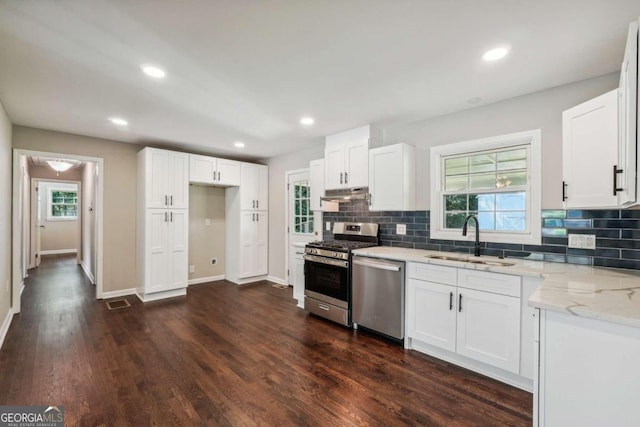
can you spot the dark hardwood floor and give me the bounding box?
[0,255,532,426]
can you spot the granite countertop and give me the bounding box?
[352,246,640,328]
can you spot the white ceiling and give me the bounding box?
[0,1,638,160]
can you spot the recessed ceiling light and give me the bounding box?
[234,141,245,148]
[300,117,315,125]
[109,117,128,126]
[141,64,166,79]
[482,46,510,62]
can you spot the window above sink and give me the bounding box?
[430,129,542,245]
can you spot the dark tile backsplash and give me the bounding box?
[323,201,640,270]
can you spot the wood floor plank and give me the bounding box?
[0,255,532,425]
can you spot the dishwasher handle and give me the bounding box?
[353,258,402,272]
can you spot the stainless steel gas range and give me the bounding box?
[303,222,379,326]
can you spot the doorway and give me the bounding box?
[12,149,104,314]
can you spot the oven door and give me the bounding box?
[304,254,350,308]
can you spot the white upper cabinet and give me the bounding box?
[369,143,415,211]
[324,125,380,190]
[189,154,241,186]
[310,159,339,212]
[240,163,268,210]
[141,148,189,209]
[562,90,620,209]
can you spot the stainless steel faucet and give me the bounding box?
[462,214,481,257]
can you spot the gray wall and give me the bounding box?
[265,72,620,282]
[189,185,226,281]
[13,126,139,293]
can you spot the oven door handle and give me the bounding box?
[303,254,349,269]
[353,258,402,272]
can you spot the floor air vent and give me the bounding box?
[106,298,131,310]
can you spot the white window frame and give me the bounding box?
[47,187,78,221]
[292,179,315,236]
[430,129,542,245]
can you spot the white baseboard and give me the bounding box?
[136,288,186,302]
[188,275,225,285]
[101,288,137,299]
[0,308,14,351]
[266,275,287,286]
[40,249,77,255]
[80,261,95,284]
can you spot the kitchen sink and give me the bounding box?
[424,254,515,267]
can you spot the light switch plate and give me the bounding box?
[396,224,407,235]
[205,218,211,226]
[326,221,331,231]
[568,234,596,249]
[189,265,195,273]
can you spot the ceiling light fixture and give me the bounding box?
[109,117,128,126]
[46,160,73,173]
[141,64,166,79]
[482,46,510,62]
[234,141,245,148]
[300,117,315,125]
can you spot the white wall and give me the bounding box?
[265,72,620,281]
[0,100,12,331]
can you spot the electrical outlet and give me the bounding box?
[205,218,211,226]
[189,265,195,273]
[326,221,331,231]
[211,258,217,266]
[396,224,407,235]
[568,234,596,250]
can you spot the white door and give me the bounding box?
[167,151,189,209]
[344,140,369,188]
[456,288,520,373]
[562,90,619,208]
[324,145,345,190]
[189,154,215,184]
[408,279,457,352]
[168,210,188,290]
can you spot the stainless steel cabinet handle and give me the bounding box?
[256,200,259,209]
[256,213,259,222]
[218,171,221,181]
[164,212,168,222]
[165,195,168,206]
[353,259,401,272]
[252,213,255,221]
[252,200,255,208]
[170,212,173,222]
[344,171,348,184]
[170,195,173,206]
[318,303,330,311]
[340,172,343,184]
[449,292,453,310]
[459,294,463,312]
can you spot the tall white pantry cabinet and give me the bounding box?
[137,147,190,302]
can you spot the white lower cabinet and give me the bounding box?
[138,209,188,300]
[239,211,268,279]
[456,288,520,373]
[293,248,305,307]
[407,262,530,390]
[408,279,456,352]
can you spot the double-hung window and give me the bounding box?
[430,130,541,245]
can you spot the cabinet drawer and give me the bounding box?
[457,269,521,297]
[408,262,456,285]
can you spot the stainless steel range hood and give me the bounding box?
[320,188,370,203]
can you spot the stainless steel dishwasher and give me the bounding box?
[352,256,405,340]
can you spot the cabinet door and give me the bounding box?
[456,288,520,373]
[618,22,638,206]
[256,165,269,210]
[562,89,619,208]
[294,251,305,303]
[167,210,188,290]
[189,154,215,184]
[167,151,189,209]
[407,279,457,352]
[310,159,324,211]
[240,163,259,210]
[146,209,170,292]
[324,145,345,190]
[344,140,369,188]
[369,144,403,210]
[217,158,241,186]
[146,149,169,209]
[254,211,268,276]
[239,211,257,278]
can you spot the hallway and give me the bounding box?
[0,255,532,426]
